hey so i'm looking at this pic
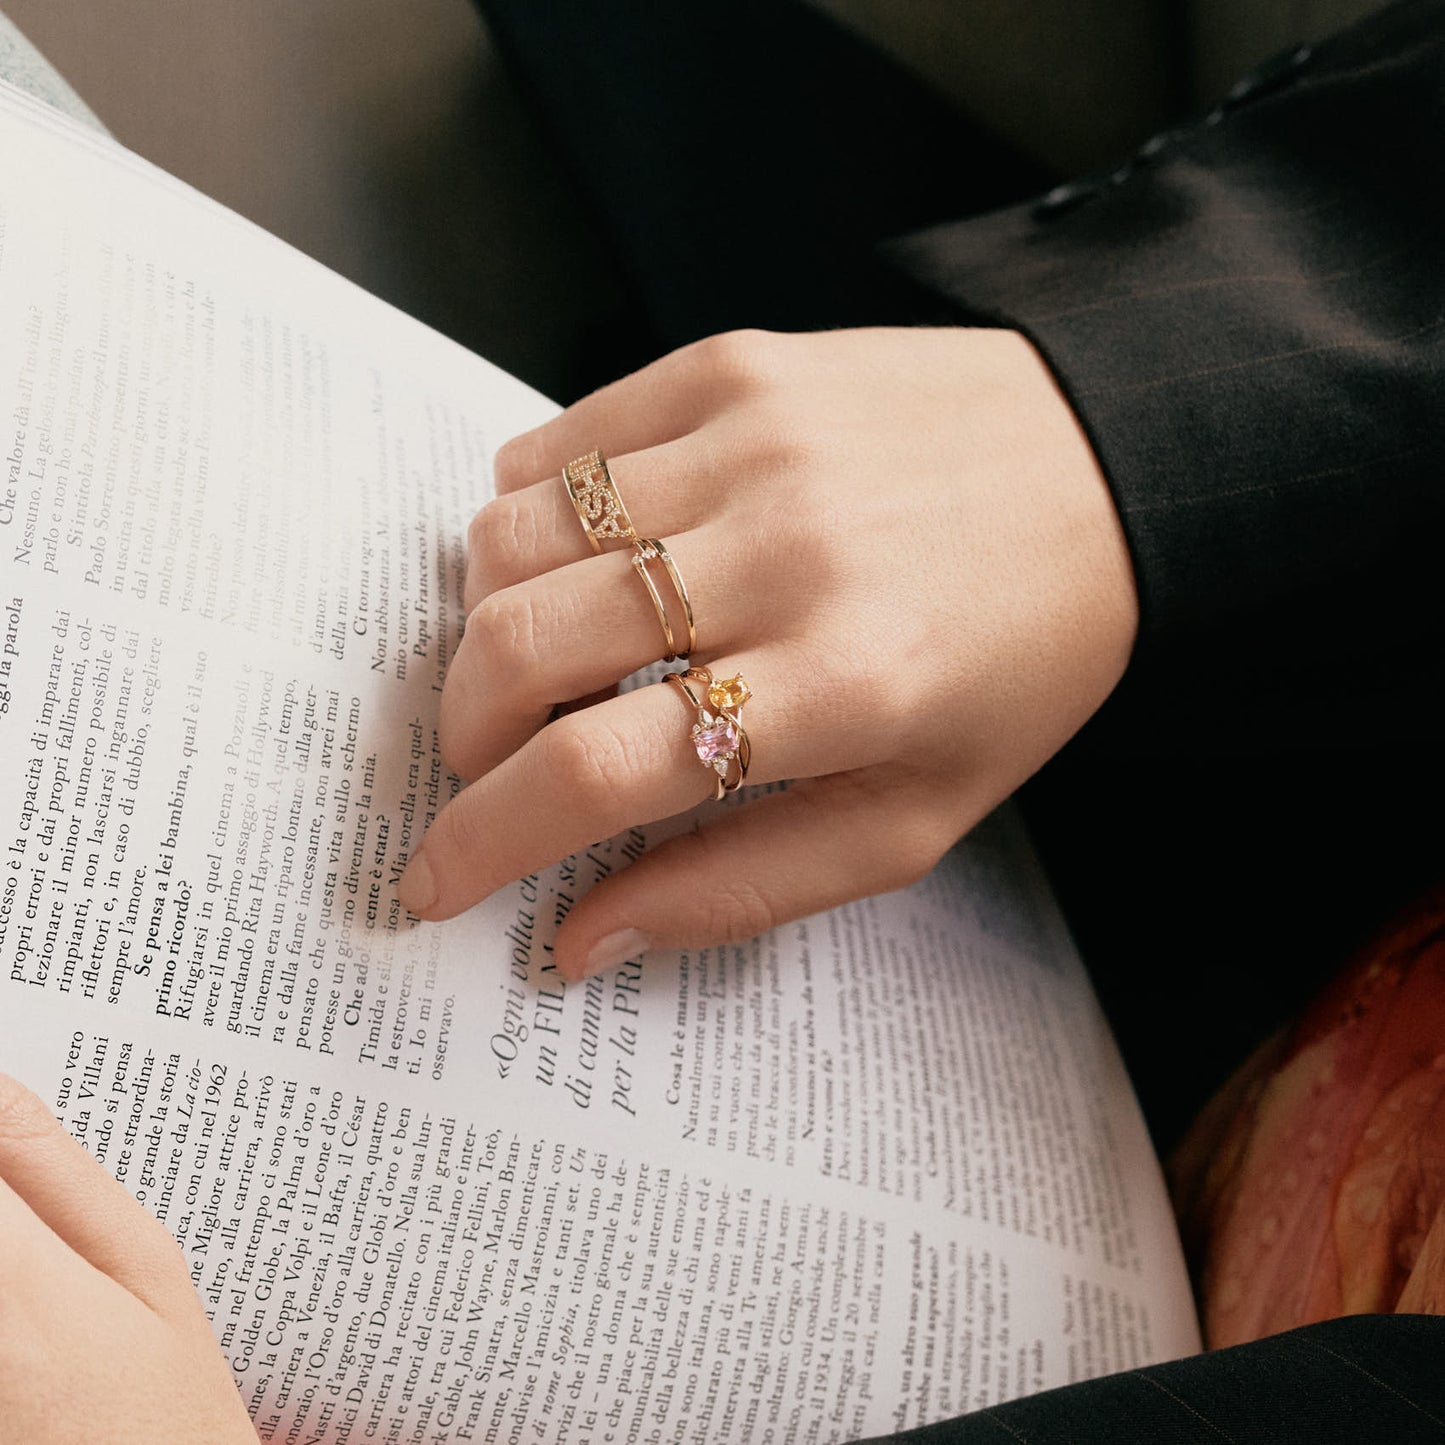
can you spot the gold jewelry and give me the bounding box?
[563,449,638,552]
[632,537,696,661]
[632,540,679,661]
[664,666,751,800]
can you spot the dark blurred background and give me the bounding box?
[0,0,1382,402]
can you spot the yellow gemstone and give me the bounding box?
[708,675,751,712]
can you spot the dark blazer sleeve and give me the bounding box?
[874,9,1445,1441]
[887,0,1445,751]
[851,1314,1445,1445]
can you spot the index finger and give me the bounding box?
[398,685,715,920]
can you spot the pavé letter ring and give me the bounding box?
[664,666,752,801]
[632,538,697,662]
[563,449,638,552]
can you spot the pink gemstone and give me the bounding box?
[693,718,739,763]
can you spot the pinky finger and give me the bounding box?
[551,770,972,982]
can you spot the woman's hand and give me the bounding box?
[400,327,1138,977]
[0,1074,258,1444]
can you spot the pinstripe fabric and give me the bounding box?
[889,0,1445,753]
[886,20,1445,1434]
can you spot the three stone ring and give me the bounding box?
[664,667,752,801]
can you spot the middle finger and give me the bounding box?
[443,524,763,781]
[466,433,720,609]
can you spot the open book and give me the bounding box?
[0,82,1199,1443]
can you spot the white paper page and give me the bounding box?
[0,82,1200,1445]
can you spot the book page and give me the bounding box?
[0,83,1200,1444]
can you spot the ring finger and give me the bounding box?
[405,645,872,922]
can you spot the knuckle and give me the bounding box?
[752,388,822,454]
[466,506,487,556]
[469,497,531,572]
[538,718,632,817]
[739,413,817,482]
[693,328,787,395]
[466,589,542,682]
[658,827,781,942]
[492,432,546,491]
[428,796,490,871]
[0,1074,55,1144]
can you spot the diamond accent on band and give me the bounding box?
[584,490,615,522]
[593,511,631,539]
[565,450,637,544]
[692,716,739,764]
[708,675,751,713]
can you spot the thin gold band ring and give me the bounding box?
[632,537,696,661]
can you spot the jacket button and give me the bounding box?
[1033,177,1104,220]
[1135,128,1179,162]
[1224,43,1313,110]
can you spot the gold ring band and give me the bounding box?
[632,541,679,661]
[664,666,752,800]
[632,537,696,661]
[563,449,638,552]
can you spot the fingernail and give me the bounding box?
[398,851,438,915]
[582,928,650,978]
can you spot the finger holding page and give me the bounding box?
[0,1096,260,1445]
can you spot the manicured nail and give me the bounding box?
[397,851,438,915]
[582,928,650,978]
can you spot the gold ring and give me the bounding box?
[563,449,638,552]
[664,666,752,800]
[632,538,696,661]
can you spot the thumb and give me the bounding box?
[0,1072,203,1324]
